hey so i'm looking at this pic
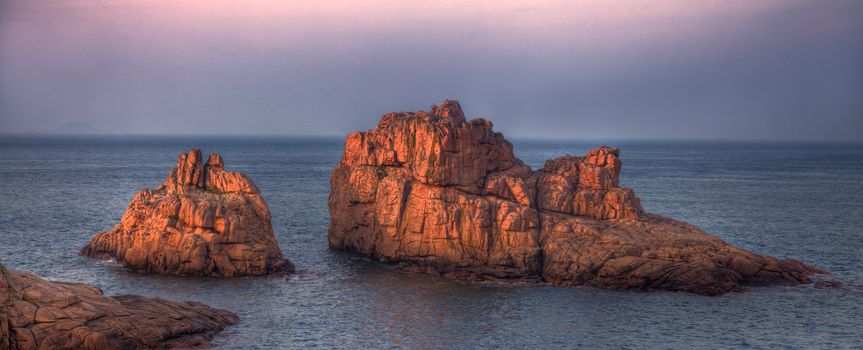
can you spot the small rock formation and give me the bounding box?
[813,280,843,289]
[81,149,293,276]
[328,100,827,295]
[0,261,238,349]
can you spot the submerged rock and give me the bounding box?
[81,149,293,276]
[328,100,827,295]
[0,261,238,349]
[813,280,843,289]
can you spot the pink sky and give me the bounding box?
[1,0,861,139]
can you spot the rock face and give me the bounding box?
[81,149,293,277]
[328,100,826,295]
[0,261,238,349]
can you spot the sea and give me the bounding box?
[0,135,861,349]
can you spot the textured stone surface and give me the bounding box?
[0,261,237,350]
[81,149,293,276]
[328,100,826,295]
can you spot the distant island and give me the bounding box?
[44,121,106,135]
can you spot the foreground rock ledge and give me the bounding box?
[81,149,293,276]
[0,262,238,349]
[328,100,826,295]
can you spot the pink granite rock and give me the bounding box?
[328,100,826,295]
[81,149,293,276]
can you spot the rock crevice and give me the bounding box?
[81,149,293,277]
[328,100,826,295]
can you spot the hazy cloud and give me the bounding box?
[1,0,861,140]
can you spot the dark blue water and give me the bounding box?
[1,136,861,349]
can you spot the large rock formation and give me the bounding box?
[0,261,238,349]
[81,149,293,276]
[328,100,826,295]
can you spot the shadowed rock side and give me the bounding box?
[81,149,293,276]
[328,100,827,295]
[0,261,238,350]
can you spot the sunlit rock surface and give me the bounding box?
[328,100,826,295]
[81,149,293,276]
[0,261,237,349]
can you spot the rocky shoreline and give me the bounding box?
[0,261,237,349]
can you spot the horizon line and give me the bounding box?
[1,131,862,144]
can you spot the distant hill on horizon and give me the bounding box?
[44,121,106,135]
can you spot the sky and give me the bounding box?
[0,0,861,140]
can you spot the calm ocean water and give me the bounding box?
[0,136,861,349]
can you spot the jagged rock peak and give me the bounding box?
[376,99,467,129]
[206,152,224,168]
[345,100,522,194]
[165,149,259,195]
[430,99,466,123]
